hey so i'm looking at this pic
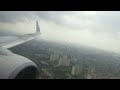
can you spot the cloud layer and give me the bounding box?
[0,11,120,53]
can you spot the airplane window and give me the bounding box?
[0,11,120,79]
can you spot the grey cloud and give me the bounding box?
[0,11,35,23]
[1,11,120,33]
[96,11,120,32]
[0,11,98,31]
[36,11,120,32]
[0,11,94,30]
[0,11,64,23]
[35,11,72,26]
[35,11,98,30]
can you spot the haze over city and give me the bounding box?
[0,11,120,53]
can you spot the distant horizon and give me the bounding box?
[0,29,119,55]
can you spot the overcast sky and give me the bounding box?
[0,11,120,53]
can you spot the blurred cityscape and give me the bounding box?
[10,39,120,79]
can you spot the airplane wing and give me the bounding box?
[0,21,41,79]
[0,21,41,49]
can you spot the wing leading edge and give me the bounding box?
[0,21,41,49]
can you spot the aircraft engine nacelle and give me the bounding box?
[0,47,39,79]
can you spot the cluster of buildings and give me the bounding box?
[50,50,97,79]
[58,56,70,66]
[50,51,70,66]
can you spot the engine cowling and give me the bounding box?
[0,47,39,79]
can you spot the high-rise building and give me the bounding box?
[71,64,82,76]
[86,67,96,79]
[58,55,70,66]
[50,51,59,61]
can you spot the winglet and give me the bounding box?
[36,21,40,34]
